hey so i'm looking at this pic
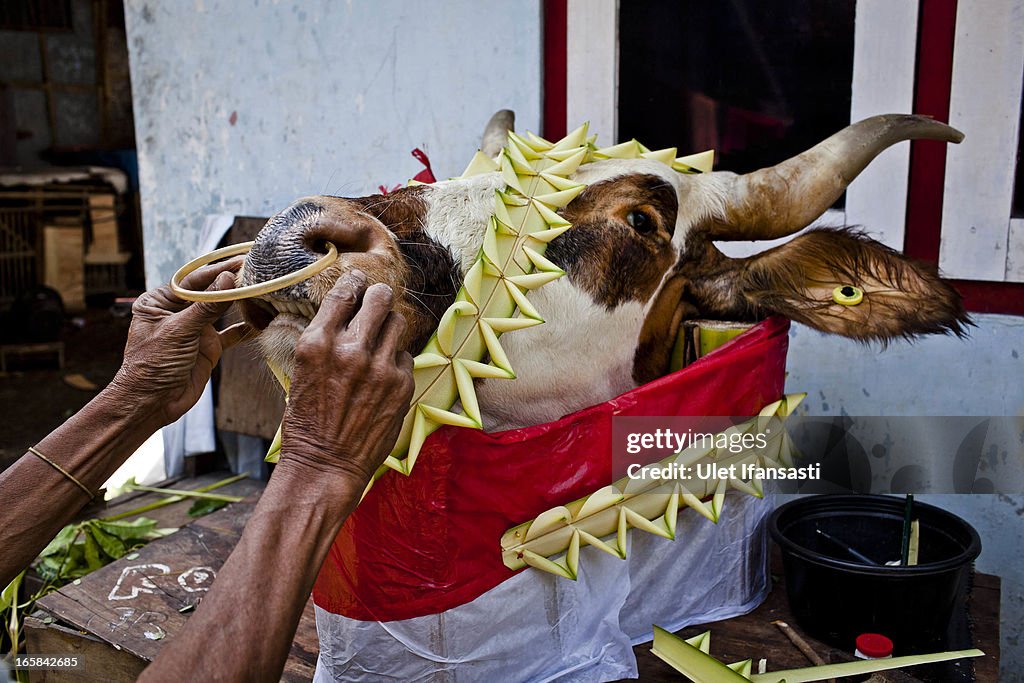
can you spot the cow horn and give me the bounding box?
[706,114,963,241]
[481,109,515,158]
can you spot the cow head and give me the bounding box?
[239,112,969,430]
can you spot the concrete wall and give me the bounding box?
[786,314,1023,417]
[124,1,1023,676]
[124,0,543,287]
[785,314,1024,678]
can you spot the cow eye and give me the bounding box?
[626,210,654,233]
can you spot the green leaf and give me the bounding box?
[36,556,64,581]
[66,542,85,569]
[651,627,751,683]
[38,523,81,558]
[188,498,229,518]
[66,565,93,579]
[150,527,179,538]
[93,517,157,540]
[748,649,986,682]
[88,523,126,560]
[83,531,103,570]
[0,572,24,612]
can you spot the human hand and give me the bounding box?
[279,270,415,485]
[113,256,253,425]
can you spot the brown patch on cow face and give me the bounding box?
[546,174,679,309]
[632,265,699,385]
[631,235,743,384]
[355,188,460,351]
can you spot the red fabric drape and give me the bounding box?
[313,317,790,621]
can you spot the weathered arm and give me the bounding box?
[0,259,247,589]
[141,273,414,683]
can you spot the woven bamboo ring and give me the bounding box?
[169,241,338,302]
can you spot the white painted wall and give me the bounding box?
[844,0,919,251]
[124,0,543,288]
[785,314,1024,679]
[940,0,1024,283]
[566,0,618,143]
[786,315,1024,417]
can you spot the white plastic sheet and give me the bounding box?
[313,492,773,682]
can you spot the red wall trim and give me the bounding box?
[905,0,1022,316]
[950,280,1024,316]
[905,0,957,264]
[543,0,567,141]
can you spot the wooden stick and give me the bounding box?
[900,494,914,566]
[102,473,248,521]
[122,484,244,502]
[773,620,836,683]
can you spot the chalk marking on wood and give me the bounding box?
[109,607,135,633]
[108,563,171,601]
[177,566,216,592]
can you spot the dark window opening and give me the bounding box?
[618,0,856,206]
[0,0,73,31]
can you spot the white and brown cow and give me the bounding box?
[239,112,968,430]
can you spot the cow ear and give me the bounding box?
[736,228,971,342]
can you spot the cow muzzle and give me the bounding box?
[238,195,407,346]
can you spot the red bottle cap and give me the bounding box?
[856,633,894,658]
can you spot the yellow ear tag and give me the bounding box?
[833,285,864,306]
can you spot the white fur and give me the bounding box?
[422,173,507,272]
[476,279,647,430]
[412,161,728,431]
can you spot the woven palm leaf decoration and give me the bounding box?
[501,394,805,579]
[266,125,715,489]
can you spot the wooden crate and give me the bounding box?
[42,221,84,311]
[23,619,147,682]
[0,180,129,304]
[84,250,131,296]
[86,193,120,257]
[0,341,64,372]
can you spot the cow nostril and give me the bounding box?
[303,221,373,256]
[306,238,337,257]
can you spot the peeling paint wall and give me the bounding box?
[123,0,1022,675]
[123,0,542,287]
[785,313,1024,678]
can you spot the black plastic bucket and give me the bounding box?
[768,495,981,653]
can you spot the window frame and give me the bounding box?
[544,0,1024,315]
[905,0,1024,314]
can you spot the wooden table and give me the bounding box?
[622,551,1000,683]
[26,475,317,683]
[26,481,1000,682]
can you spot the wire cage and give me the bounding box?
[0,181,129,307]
[0,206,39,306]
